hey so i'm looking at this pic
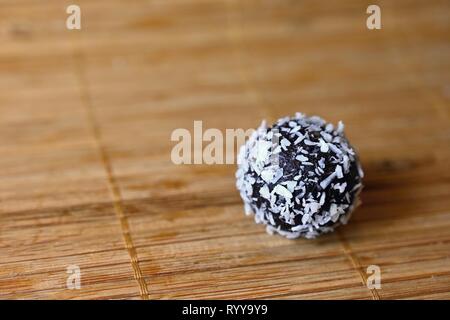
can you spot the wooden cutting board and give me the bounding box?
[0,0,449,299]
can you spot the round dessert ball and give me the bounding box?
[236,113,363,239]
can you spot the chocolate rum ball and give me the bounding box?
[236,113,363,239]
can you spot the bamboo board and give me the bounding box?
[0,0,449,299]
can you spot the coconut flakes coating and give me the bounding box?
[236,113,363,239]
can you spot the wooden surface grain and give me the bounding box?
[0,0,449,299]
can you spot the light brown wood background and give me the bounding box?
[0,0,449,299]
